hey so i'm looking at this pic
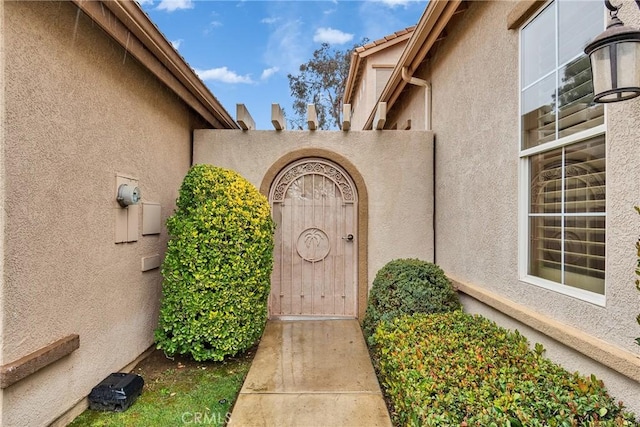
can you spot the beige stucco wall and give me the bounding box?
[193,130,434,299]
[351,42,408,130]
[0,0,5,421]
[2,2,207,425]
[386,83,427,131]
[429,1,521,296]
[388,0,640,414]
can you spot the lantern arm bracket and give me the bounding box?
[604,0,620,17]
[605,0,640,15]
[604,0,621,14]
[585,0,640,103]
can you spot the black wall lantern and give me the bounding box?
[584,0,640,103]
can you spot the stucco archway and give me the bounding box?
[261,149,369,321]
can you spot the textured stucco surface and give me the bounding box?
[194,130,434,305]
[387,0,640,412]
[351,42,407,130]
[3,2,204,425]
[0,0,5,420]
[429,1,521,295]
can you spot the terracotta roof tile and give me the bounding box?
[356,26,416,52]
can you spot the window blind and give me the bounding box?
[523,56,604,148]
[529,136,606,294]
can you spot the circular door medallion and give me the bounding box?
[297,228,330,262]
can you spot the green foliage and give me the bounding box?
[155,164,275,361]
[370,312,638,426]
[68,350,254,426]
[362,258,461,342]
[636,206,640,347]
[287,40,367,130]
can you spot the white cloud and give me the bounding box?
[195,67,254,84]
[136,0,154,5]
[376,0,424,7]
[323,7,336,16]
[262,2,349,74]
[261,67,279,80]
[357,0,424,42]
[261,17,278,25]
[170,39,183,50]
[156,0,193,12]
[313,27,354,45]
[263,18,309,74]
[203,20,223,35]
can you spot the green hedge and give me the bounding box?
[155,165,275,361]
[362,259,460,342]
[370,312,637,426]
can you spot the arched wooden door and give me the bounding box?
[269,158,358,318]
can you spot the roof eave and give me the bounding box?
[72,0,239,129]
[344,27,415,107]
[357,30,414,59]
[363,0,462,130]
[344,52,361,105]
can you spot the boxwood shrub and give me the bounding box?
[370,312,637,426]
[155,164,275,361]
[362,258,461,342]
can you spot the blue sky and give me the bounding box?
[139,0,427,129]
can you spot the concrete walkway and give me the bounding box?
[228,319,393,427]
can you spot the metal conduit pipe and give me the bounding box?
[401,67,431,131]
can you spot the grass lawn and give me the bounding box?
[68,347,255,427]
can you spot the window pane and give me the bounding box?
[529,216,562,282]
[557,56,605,140]
[530,147,563,214]
[565,136,605,213]
[522,2,606,296]
[558,0,604,65]
[521,1,604,149]
[522,74,556,149]
[564,216,605,294]
[558,56,592,109]
[522,3,555,87]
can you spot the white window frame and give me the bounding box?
[517,0,607,306]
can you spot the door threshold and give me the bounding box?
[270,315,356,321]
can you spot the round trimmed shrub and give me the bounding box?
[362,258,460,342]
[155,164,275,361]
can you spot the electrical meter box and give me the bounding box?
[88,373,144,412]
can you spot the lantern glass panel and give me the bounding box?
[616,40,640,91]
[590,39,640,102]
[590,45,613,97]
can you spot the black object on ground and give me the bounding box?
[88,373,144,412]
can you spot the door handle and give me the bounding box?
[342,234,354,241]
